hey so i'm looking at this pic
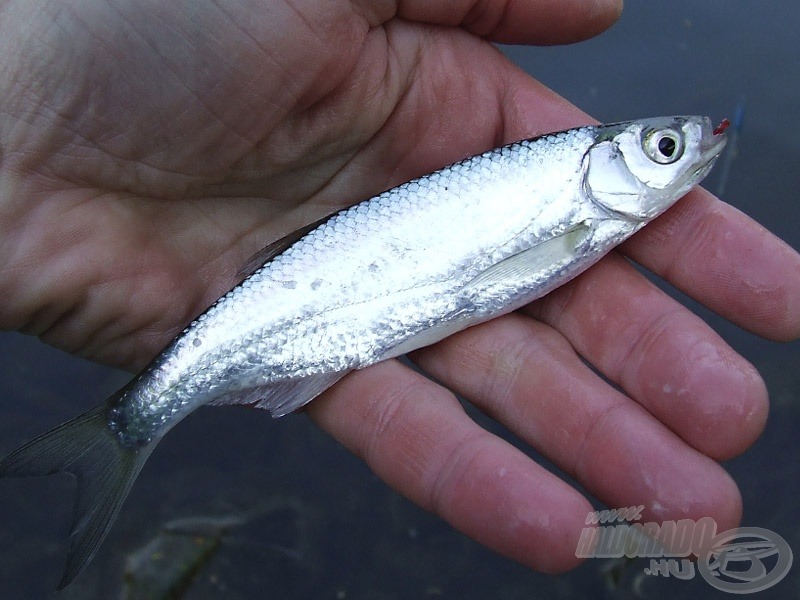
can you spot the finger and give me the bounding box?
[623,187,800,342]
[524,252,768,461]
[410,314,743,531]
[392,0,623,44]
[306,359,592,573]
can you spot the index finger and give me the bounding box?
[392,0,623,44]
[624,187,800,342]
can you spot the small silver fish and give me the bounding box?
[0,116,726,588]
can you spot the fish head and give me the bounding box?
[582,116,727,221]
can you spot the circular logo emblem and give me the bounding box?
[698,527,793,594]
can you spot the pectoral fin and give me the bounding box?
[377,225,594,362]
[463,224,592,293]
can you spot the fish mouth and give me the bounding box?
[695,117,729,177]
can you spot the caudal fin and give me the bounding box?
[0,395,156,589]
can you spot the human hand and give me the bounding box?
[1,0,798,574]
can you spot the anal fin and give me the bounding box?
[208,371,349,418]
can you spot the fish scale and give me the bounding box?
[0,116,727,589]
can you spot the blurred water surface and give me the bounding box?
[1,2,798,598]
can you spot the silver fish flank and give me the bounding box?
[0,116,727,588]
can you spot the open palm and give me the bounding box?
[1,0,798,574]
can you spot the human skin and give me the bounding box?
[1,0,798,574]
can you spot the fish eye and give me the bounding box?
[643,128,684,164]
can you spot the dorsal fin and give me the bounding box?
[236,211,338,280]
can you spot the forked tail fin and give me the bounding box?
[0,394,156,589]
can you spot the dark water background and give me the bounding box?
[1,2,799,598]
